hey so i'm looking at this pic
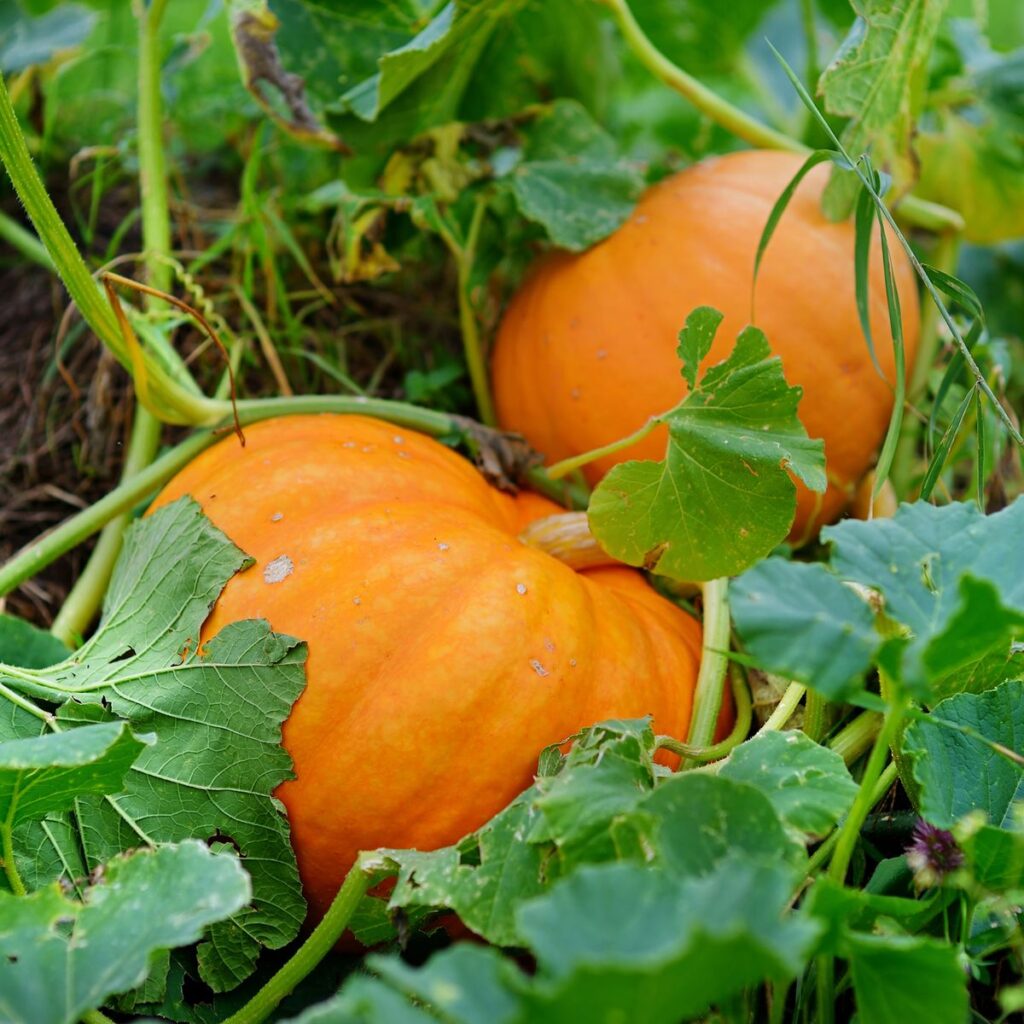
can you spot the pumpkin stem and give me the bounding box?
[518,512,622,570]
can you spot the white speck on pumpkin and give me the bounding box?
[271,512,283,522]
[516,582,528,595]
[438,542,450,552]
[263,555,293,584]
[530,659,548,677]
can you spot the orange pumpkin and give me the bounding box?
[492,149,921,541]
[152,415,702,919]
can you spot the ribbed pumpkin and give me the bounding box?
[152,415,702,919]
[492,149,921,541]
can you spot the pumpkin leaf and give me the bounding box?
[719,731,860,837]
[731,559,881,700]
[0,723,148,831]
[844,932,969,1024]
[0,840,250,1024]
[819,0,948,217]
[0,615,70,670]
[0,499,307,991]
[904,680,1024,830]
[503,101,644,251]
[733,498,1024,703]
[311,859,819,1024]
[588,316,827,582]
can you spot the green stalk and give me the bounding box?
[442,196,496,427]
[547,415,661,480]
[598,0,964,235]
[682,578,731,768]
[0,396,577,598]
[137,0,172,297]
[657,663,752,763]
[0,208,52,268]
[890,232,962,495]
[757,681,806,733]
[0,72,221,426]
[220,861,373,1024]
[828,698,907,884]
[50,412,163,644]
[802,689,829,742]
[51,0,171,644]
[828,710,882,766]
[1,821,26,895]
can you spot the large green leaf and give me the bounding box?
[589,311,826,582]
[504,100,643,250]
[731,559,880,700]
[0,841,249,1024]
[904,680,1024,829]
[0,2,96,73]
[0,723,147,830]
[824,499,1024,697]
[733,499,1024,703]
[820,0,949,216]
[514,860,819,1023]
[0,499,307,991]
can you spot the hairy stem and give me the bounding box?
[51,1,174,643]
[455,196,496,426]
[599,0,963,234]
[801,688,829,742]
[1,821,26,895]
[828,710,883,766]
[681,578,731,768]
[221,861,373,1024]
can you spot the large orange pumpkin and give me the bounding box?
[492,149,921,541]
[152,415,702,919]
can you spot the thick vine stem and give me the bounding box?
[828,697,907,883]
[828,710,883,766]
[757,681,806,733]
[220,859,373,1024]
[681,578,731,769]
[51,0,173,643]
[0,72,219,426]
[598,0,964,235]
[0,397,577,599]
[657,663,751,764]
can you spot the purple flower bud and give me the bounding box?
[906,819,964,887]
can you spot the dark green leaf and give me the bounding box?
[370,944,522,1024]
[904,680,1024,829]
[589,322,826,582]
[0,3,96,73]
[0,841,249,1024]
[824,498,1024,696]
